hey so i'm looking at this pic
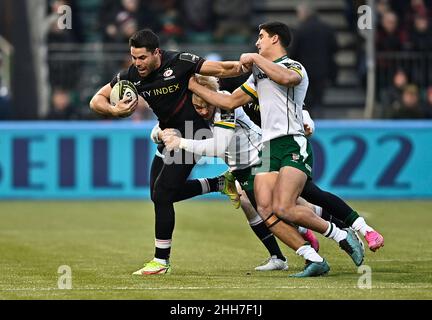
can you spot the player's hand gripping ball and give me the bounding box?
[110,80,139,117]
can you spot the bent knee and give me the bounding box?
[273,204,297,221]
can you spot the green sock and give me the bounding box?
[344,211,360,227]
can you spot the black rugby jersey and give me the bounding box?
[110,50,208,132]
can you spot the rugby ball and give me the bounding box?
[110,80,138,106]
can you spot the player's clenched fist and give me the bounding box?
[238,53,256,73]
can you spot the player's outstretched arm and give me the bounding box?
[240,53,301,87]
[199,60,245,78]
[188,77,252,111]
[163,126,235,157]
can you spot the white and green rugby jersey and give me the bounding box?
[215,107,262,171]
[180,106,262,171]
[240,55,309,143]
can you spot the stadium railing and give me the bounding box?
[0,35,13,94]
[376,51,432,91]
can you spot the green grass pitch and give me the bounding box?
[0,200,431,300]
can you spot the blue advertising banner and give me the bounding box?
[0,120,431,199]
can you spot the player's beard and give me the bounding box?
[137,66,151,77]
[138,56,159,77]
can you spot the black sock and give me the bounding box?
[321,209,348,229]
[154,202,175,260]
[251,222,285,261]
[207,177,221,192]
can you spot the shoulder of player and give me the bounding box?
[279,58,304,69]
[162,50,179,61]
[155,50,179,68]
[178,52,203,64]
[162,51,203,67]
[279,58,305,78]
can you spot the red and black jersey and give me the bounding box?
[110,50,207,133]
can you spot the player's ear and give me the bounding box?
[153,48,161,56]
[271,34,279,45]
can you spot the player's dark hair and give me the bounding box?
[258,22,292,49]
[129,29,160,52]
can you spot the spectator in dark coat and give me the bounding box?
[290,1,338,118]
[45,88,77,120]
[409,14,432,51]
[391,84,425,119]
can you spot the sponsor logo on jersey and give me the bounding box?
[133,81,141,86]
[142,83,181,98]
[256,71,268,80]
[292,153,300,162]
[163,68,174,77]
[163,68,175,81]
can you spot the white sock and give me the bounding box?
[324,222,347,243]
[313,205,323,217]
[296,245,323,263]
[198,178,211,194]
[155,238,172,249]
[297,226,308,235]
[351,217,374,236]
[153,258,168,265]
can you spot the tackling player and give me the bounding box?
[187,22,384,272]
[157,75,328,277]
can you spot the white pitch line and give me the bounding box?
[1,285,432,292]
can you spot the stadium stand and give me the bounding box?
[2,0,431,120]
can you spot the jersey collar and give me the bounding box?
[273,54,288,63]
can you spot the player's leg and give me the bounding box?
[294,197,320,252]
[274,167,364,266]
[166,170,239,205]
[271,135,364,267]
[254,172,307,251]
[172,176,224,202]
[272,167,328,238]
[296,196,347,229]
[134,150,196,275]
[238,187,287,271]
[254,172,329,277]
[302,180,384,251]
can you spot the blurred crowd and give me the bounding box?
[375,0,432,119]
[43,0,253,121]
[347,0,432,119]
[375,0,432,53]
[99,0,252,45]
[7,0,430,121]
